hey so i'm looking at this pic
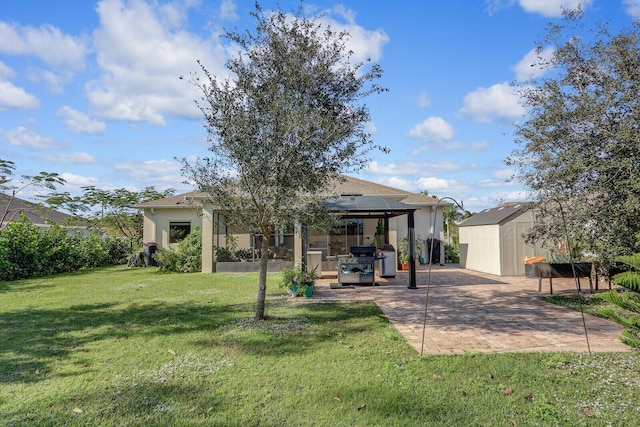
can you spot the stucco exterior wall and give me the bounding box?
[142,207,203,248]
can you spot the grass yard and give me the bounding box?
[1,267,640,426]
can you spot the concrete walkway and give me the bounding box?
[310,265,630,355]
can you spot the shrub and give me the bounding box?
[155,226,202,273]
[102,236,130,265]
[0,217,131,281]
[215,247,236,262]
[444,244,459,263]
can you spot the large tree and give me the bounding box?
[507,10,640,264]
[50,186,175,246]
[182,3,386,320]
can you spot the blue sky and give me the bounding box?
[1,0,638,212]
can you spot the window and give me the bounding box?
[169,221,191,243]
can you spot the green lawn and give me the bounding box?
[1,267,639,426]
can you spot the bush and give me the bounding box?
[103,236,130,265]
[0,218,131,281]
[215,247,236,262]
[444,243,459,263]
[155,226,202,273]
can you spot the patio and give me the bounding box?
[309,264,631,354]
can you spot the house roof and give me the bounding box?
[136,175,452,209]
[135,190,205,208]
[0,193,73,225]
[458,202,531,227]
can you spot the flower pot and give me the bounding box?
[303,285,314,298]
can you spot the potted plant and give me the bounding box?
[298,266,318,298]
[397,237,410,270]
[280,266,317,297]
[416,235,425,264]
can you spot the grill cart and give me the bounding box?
[337,246,384,286]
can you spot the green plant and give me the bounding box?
[544,251,573,263]
[415,235,425,261]
[614,254,640,292]
[397,237,410,265]
[398,236,425,265]
[598,291,640,348]
[154,225,202,272]
[279,265,317,296]
[444,243,460,263]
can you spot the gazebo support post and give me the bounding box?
[408,211,417,289]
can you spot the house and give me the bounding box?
[458,202,545,276]
[0,193,74,229]
[136,175,452,274]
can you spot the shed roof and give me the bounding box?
[458,202,530,227]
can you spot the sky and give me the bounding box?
[1,0,638,212]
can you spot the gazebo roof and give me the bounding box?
[327,194,416,218]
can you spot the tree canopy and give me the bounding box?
[508,10,640,263]
[182,3,387,320]
[0,159,66,229]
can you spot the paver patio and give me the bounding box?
[310,265,631,354]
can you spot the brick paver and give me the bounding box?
[309,265,630,354]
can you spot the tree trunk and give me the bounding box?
[254,233,271,321]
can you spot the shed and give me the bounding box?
[458,203,544,276]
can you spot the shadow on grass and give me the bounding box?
[193,301,386,356]
[0,298,384,384]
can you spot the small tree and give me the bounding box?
[182,3,386,320]
[507,10,640,265]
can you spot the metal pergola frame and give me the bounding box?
[326,194,419,288]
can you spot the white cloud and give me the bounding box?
[4,126,56,150]
[416,176,452,191]
[408,116,453,142]
[89,0,229,125]
[485,0,591,17]
[0,81,39,110]
[365,121,377,135]
[459,82,525,123]
[376,176,413,191]
[518,0,592,17]
[513,46,554,82]
[319,8,389,64]
[220,0,239,21]
[0,60,14,79]
[0,21,86,90]
[0,22,86,70]
[494,168,516,182]
[624,0,640,19]
[417,91,430,108]
[59,173,101,191]
[114,159,183,188]
[40,152,96,164]
[367,159,464,175]
[57,106,106,134]
[470,140,490,151]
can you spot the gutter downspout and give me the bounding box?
[150,208,157,245]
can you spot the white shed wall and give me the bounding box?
[459,224,501,275]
